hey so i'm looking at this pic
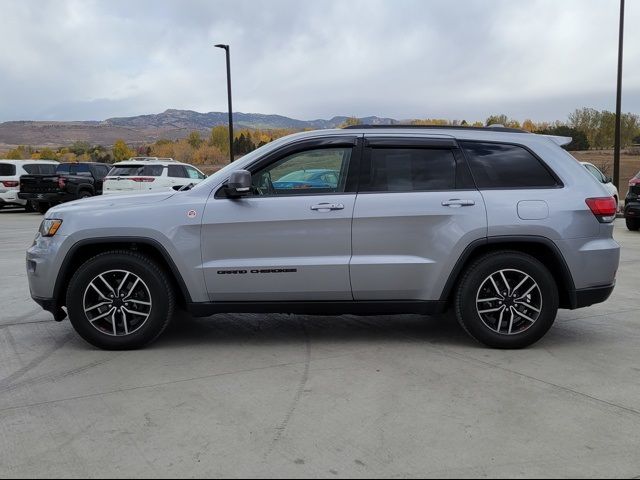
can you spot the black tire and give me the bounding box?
[78,191,92,199]
[454,251,559,349]
[25,201,35,213]
[37,202,49,214]
[626,218,640,231]
[66,250,175,350]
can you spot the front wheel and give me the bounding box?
[36,202,50,214]
[66,251,175,350]
[455,251,559,349]
[626,218,640,231]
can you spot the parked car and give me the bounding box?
[103,157,206,195]
[18,162,111,213]
[624,171,640,231]
[26,125,620,350]
[0,159,59,211]
[581,162,619,209]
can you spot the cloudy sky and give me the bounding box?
[1,0,639,123]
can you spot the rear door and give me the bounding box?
[350,135,487,301]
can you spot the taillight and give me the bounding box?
[58,177,66,189]
[131,177,155,183]
[1,181,19,188]
[585,197,617,223]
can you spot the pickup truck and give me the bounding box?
[19,162,111,213]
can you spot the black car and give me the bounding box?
[624,172,640,231]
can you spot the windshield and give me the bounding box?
[108,165,164,177]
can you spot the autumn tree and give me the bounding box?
[187,131,204,149]
[339,117,362,128]
[39,147,57,160]
[112,139,134,162]
[209,126,230,156]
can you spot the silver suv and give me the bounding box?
[26,126,620,350]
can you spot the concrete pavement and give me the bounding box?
[1,208,639,478]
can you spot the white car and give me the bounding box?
[0,159,59,211]
[103,157,207,195]
[581,162,619,208]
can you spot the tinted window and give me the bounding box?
[107,165,164,177]
[92,165,110,179]
[364,148,456,192]
[167,165,188,178]
[252,147,351,196]
[23,164,39,174]
[461,142,558,189]
[39,164,57,174]
[75,164,90,174]
[56,164,70,174]
[0,164,16,176]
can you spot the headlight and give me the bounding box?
[39,219,63,237]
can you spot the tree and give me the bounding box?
[485,114,508,126]
[209,126,230,156]
[112,139,133,162]
[522,119,536,132]
[70,141,91,155]
[39,147,56,160]
[539,125,590,151]
[339,117,362,128]
[187,131,204,149]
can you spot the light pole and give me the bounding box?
[215,44,234,163]
[613,0,625,189]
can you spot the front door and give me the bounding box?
[201,137,361,302]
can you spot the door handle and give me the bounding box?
[310,203,345,211]
[442,199,476,207]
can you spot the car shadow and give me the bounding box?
[152,311,479,350]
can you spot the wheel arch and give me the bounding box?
[54,238,192,310]
[440,236,577,309]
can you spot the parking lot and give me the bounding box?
[1,208,639,478]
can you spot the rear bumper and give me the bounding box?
[0,189,26,206]
[571,283,615,309]
[624,201,640,218]
[18,192,63,203]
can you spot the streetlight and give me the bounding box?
[215,44,234,163]
[613,0,625,189]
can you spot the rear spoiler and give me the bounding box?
[543,135,572,147]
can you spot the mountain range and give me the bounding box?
[0,109,399,146]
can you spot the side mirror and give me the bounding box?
[226,170,252,197]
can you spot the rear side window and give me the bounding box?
[23,164,39,174]
[363,148,456,192]
[108,165,164,177]
[56,164,71,174]
[460,141,558,189]
[167,165,188,178]
[0,164,16,176]
[39,164,57,174]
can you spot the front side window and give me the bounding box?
[56,164,70,174]
[186,166,205,180]
[251,147,351,196]
[461,141,559,189]
[39,164,57,174]
[363,148,456,192]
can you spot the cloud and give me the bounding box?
[0,0,638,123]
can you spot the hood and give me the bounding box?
[48,191,175,215]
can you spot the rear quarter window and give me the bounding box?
[460,141,559,189]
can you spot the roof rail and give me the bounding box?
[342,124,529,134]
[127,156,176,162]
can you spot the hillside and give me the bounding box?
[0,110,398,147]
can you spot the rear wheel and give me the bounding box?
[78,191,92,199]
[455,251,559,349]
[626,218,640,231]
[66,251,175,350]
[25,201,35,212]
